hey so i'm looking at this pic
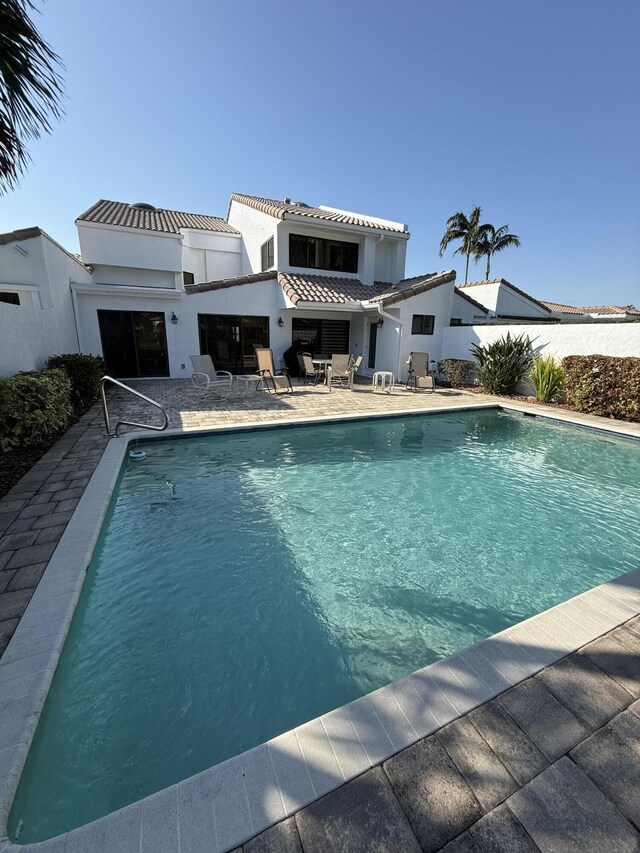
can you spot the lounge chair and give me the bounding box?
[301,354,324,386]
[190,355,233,400]
[350,354,363,386]
[326,354,352,390]
[406,352,435,392]
[255,348,293,393]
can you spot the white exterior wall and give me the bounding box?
[442,322,640,363]
[73,278,291,378]
[451,290,488,324]
[0,233,92,375]
[78,223,183,274]
[180,229,242,284]
[496,287,549,319]
[227,201,278,275]
[90,265,177,289]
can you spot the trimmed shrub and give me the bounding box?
[530,355,565,403]
[438,358,477,387]
[470,333,535,395]
[46,353,104,415]
[0,369,72,452]
[562,355,640,422]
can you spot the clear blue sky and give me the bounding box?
[2,0,639,307]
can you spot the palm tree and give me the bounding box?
[474,224,521,280]
[439,206,483,285]
[0,0,64,194]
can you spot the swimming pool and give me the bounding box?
[9,409,640,842]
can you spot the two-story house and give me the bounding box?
[71,193,459,381]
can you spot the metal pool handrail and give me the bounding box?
[100,376,170,437]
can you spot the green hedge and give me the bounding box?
[0,369,72,452]
[562,355,640,422]
[438,358,477,387]
[46,353,104,415]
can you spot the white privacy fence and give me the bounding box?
[442,322,640,364]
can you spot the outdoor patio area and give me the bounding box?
[0,380,639,852]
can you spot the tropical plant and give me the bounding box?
[530,356,565,403]
[439,206,483,285]
[0,0,64,193]
[474,224,521,280]
[470,333,534,395]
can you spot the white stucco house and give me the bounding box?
[66,193,468,382]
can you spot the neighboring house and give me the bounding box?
[0,228,93,375]
[70,194,457,380]
[541,301,640,320]
[457,279,554,321]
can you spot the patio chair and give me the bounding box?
[255,348,293,393]
[326,354,352,390]
[406,352,435,393]
[349,354,363,387]
[301,354,325,386]
[190,355,233,400]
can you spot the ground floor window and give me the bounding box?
[0,292,20,305]
[98,310,169,377]
[291,317,350,356]
[411,314,435,335]
[198,314,270,374]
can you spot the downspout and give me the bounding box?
[69,281,81,352]
[373,302,404,380]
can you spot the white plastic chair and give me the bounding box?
[190,355,233,400]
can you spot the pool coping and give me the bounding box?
[1,401,639,852]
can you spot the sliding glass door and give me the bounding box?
[98,310,169,377]
[198,314,270,374]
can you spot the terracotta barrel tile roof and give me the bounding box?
[277,272,379,304]
[542,301,640,316]
[185,269,455,308]
[185,272,277,294]
[230,193,408,234]
[76,200,239,235]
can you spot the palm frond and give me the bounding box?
[0,0,65,192]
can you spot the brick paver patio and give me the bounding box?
[0,378,639,852]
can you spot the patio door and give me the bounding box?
[198,314,269,374]
[98,310,169,377]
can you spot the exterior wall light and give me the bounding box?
[277,317,285,327]
[171,312,179,325]
[376,317,384,328]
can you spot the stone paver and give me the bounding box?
[383,735,483,852]
[507,757,639,852]
[243,817,302,853]
[468,701,548,787]
[497,678,589,762]
[436,715,517,811]
[468,803,538,853]
[571,710,640,829]
[537,652,633,730]
[294,767,421,853]
[580,633,640,698]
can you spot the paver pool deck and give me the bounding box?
[0,379,639,852]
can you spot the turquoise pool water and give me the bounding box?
[10,410,640,841]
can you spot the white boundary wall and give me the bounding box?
[442,322,640,363]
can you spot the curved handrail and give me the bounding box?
[100,376,169,437]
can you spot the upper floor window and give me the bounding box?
[289,234,358,274]
[0,292,20,305]
[183,271,195,286]
[261,237,274,271]
[411,314,435,335]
